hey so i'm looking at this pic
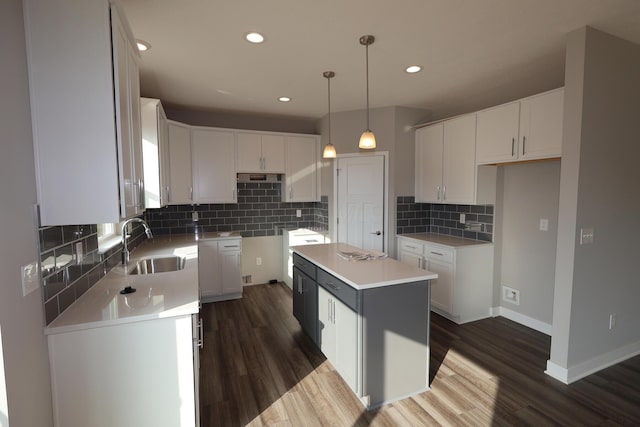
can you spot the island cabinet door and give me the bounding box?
[317,286,358,393]
[292,266,305,324]
[302,273,318,344]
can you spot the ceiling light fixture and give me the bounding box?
[278,96,291,102]
[358,35,376,150]
[322,71,337,159]
[245,32,265,44]
[136,39,151,52]
[405,65,422,73]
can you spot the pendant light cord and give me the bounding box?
[365,42,370,130]
[328,75,332,143]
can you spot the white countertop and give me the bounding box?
[398,233,493,248]
[45,235,203,335]
[292,243,437,290]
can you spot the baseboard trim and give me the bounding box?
[546,340,640,384]
[490,306,552,335]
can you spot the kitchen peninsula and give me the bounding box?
[291,242,437,409]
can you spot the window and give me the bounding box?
[97,223,117,241]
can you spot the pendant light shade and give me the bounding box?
[359,35,376,150]
[322,71,337,159]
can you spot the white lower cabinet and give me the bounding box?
[48,315,200,427]
[318,286,358,392]
[398,236,494,324]
[198,236,243,302]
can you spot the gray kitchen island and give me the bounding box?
[291,242,437,409]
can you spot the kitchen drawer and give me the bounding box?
[423,245,454,263]
[293,253,316,280]
[317,269,358,312]
[398,238,424,255]
[219,238,242,252]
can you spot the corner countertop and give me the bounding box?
[398,233,493,248]
[45,235,205,335]
[292,243,437,290]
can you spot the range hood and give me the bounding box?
[236,173,282,183]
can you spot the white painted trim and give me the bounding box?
[491,306,552,335]
[545,360,569,383]
[0,325,8,426]
[333,152,390,253]
[546,340,640,384]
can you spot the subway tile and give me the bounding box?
[45,298,59,325]
[478,214,493,223]
[58,285,76,314]
[40,227,63,251]
[486,205,494,214]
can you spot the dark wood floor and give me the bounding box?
[199,284,640,426]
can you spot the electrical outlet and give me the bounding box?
[609,313,616,330]
[192,211,199,221]
[539,218,549,232]
[502,285,520,306]
[296,209,302,218]
[21,262,39,296]
[256,257,262,266]
[580,227,594,245]
[459,213,466,224]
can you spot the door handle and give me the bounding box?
[511,138,515,156]
[522,136,526,155]
[371,231,381,235]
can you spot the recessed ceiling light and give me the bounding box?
[245,32,265,44]
[136,39,151,52]
[405,65,422,74]
[278,97,291,102]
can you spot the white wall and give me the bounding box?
[548,27,640,382]
[0,0,53,424]
[496,161,561,327]
[241,236,283,285]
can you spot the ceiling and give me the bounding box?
[120,0,640,121]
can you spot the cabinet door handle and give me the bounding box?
[197,318,204,348]
[442,185,446,201]
[327,299,332,322]
[139,179,145,209]
[331,300,335,324]
[233,188,236,201]
[190,186,193,201]
[289,186,293,200]
[370,230,381,235]
[166,186,171,204]
[436,185,441,201]
[522,136,526,155]
[511,138,515,156]
[297,276,303,294]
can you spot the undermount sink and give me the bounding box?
[128,256,186,275]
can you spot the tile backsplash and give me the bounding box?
[145,183,328,237]
[39,221,148,325]
[396,196,494,242]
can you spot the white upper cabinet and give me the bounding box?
[141,98,168,208]
[442,114,478,204]
[23,0,142,225]
[167,121,193,204]
[519,89,564,161]
[476,102,521,164]
[236,133,285,173]
[476,88,564,164]
[284,136,320,202]
[415,123,444,203]
[415,114,495,205]
[191,128,237,203]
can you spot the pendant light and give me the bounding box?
[358,35,376,150]
[322,71,337,159]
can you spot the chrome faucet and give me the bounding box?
[121,218,153,265]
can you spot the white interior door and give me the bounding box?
[337,155,385,252]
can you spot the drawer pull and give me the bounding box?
[326,282,340,291]
[223,245,239,248]
[430,251,444,256]
[406,245,417,249]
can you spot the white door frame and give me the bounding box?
[332,151,389,253]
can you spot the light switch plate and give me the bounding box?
[539,218,549,231]
[21,262,39,296]
[459,213,466,224]
[580,227,595,245]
